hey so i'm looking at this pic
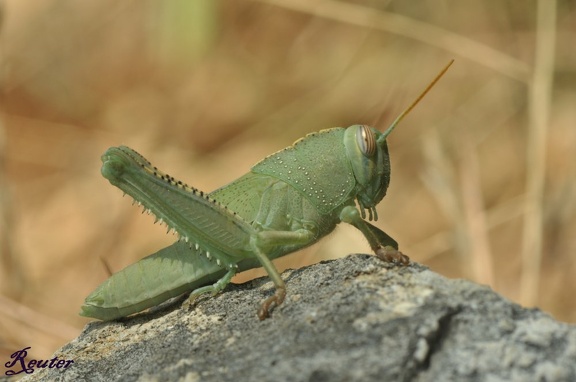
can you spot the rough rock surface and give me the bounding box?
[20,254,576,381]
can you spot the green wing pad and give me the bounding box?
[251,128,355,214]
[210,173,277,223]
[80,241,227,320]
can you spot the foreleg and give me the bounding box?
[339,205,410,265]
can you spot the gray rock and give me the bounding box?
[19,254,576,381]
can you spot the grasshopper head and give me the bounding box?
[343,125,391,221]
[343,60,454,221]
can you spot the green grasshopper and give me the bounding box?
[80,61,453,321]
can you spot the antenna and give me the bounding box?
[381,59,454,140]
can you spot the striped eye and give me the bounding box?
[357,125,376,157]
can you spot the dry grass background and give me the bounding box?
[1,0,575,365]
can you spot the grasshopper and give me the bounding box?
[81,61,453,321]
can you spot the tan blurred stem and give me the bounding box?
[420,133,468,262]
[253,0,530,82]
[520,0,556,306]
[0,108,25,298]
[458,132,494,286]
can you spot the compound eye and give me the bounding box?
[357,125,376,157]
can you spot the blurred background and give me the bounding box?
[1,0,574,365]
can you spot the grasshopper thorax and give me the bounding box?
[343,125,390,221]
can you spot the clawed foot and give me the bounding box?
[182,289,216,311]
[257,287,286,320]
[182,294,201,311]
[376,246,410,266]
